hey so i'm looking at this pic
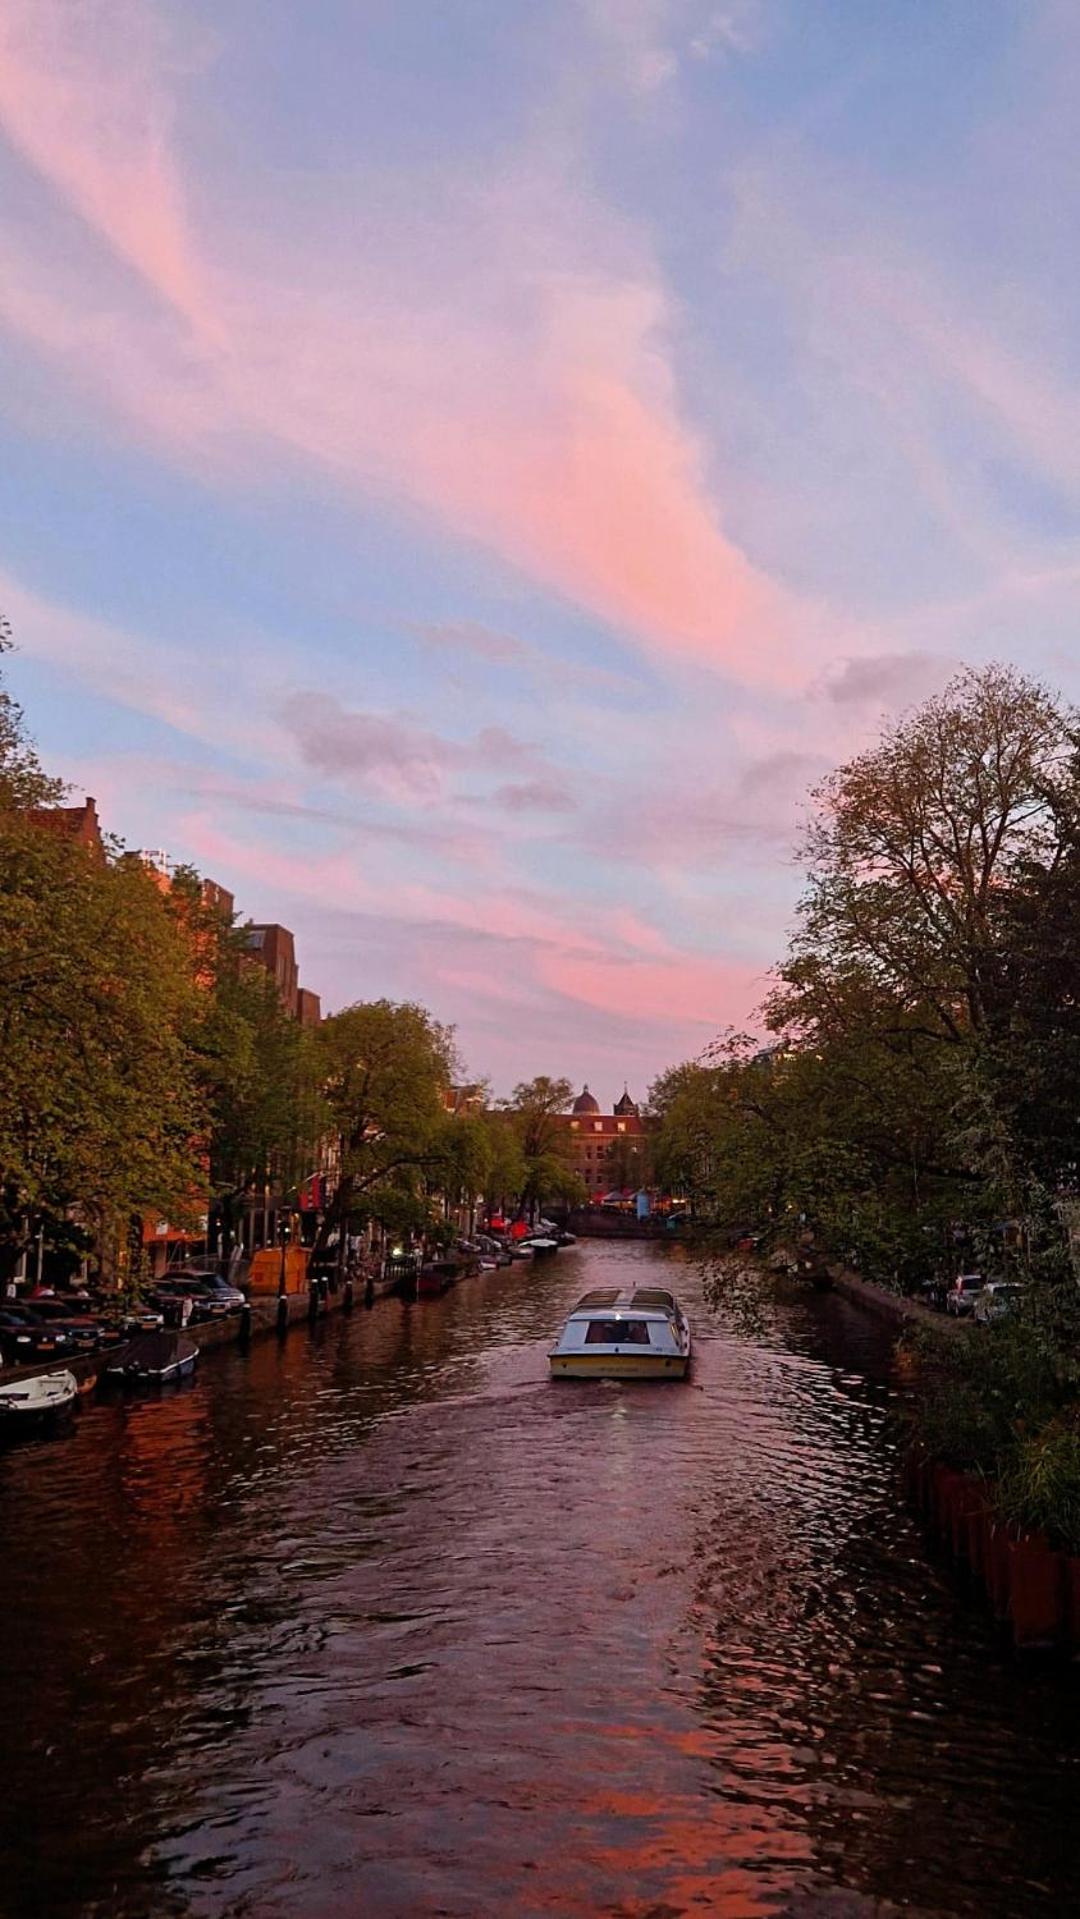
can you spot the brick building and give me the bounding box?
[26,795,103,854]
[243,922,320,1025]
[557,1085,647,1201]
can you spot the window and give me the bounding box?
[617,1121,627,1133]
[570,1119,579,1131]
[584,1319,652,1345]
[594,1120,603,1133]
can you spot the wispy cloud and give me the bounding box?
[493,779,578,814]
[0,0,818,690]
[408,620,530,668]
[819,651,957,710]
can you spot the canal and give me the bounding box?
[0,1241,1077,1917]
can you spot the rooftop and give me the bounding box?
[570,1287,679,1317]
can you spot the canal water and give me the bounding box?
[0,1242,1077,1918]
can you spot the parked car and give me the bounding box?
[974,1281,1025,1325]
[152,1276,244,1323]
[125,1304,166,1333]
[194,1274,246,1312]
[18,1296,115,1351]
[0,1307,73,1365]
[945,1273,986,1316]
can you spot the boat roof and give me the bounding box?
[569,1287,680,1318]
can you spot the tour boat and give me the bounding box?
[106,1331,198,1385]
[549,1287,691,1379]
[0,1369,79,1423]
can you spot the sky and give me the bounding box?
[3,2,1080,1098]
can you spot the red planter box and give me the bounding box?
[966,1504,991,1582]
[1007,1535,1065,1650]
[986,1524,1013,1621]
[1066,1558,1080,1651]
[905,1450,1080,1655]
[950,1475,987,1564]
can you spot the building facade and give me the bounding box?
[556,1085,647,1201]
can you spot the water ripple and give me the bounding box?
[0,1241,1077,1917]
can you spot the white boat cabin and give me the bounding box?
[549,1286,691,1379]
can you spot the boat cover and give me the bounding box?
[121,1331,198,1373]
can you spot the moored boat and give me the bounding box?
[549,1287,691,1379]
[523,1236,559,1257]
[417,1257,460,1295]
[106,1331,198,1385]
[0,1369,79,1423]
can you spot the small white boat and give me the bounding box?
[0,1369,79,1422]
[549,1287,691,1379]
[523,1236,559,1257]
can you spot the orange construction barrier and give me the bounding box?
[247,1245,311,1295]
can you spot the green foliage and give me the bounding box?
[166,870,320,1212]
[604,1129,649,1193]
[0,620,64,813]
[314,999,457,1236]
[650,663,1080,1546]
[997,1423,1080,1553]
[0,815,205,1277]
[500,1076,585,1210]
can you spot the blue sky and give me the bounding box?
[2,2,1079,1095]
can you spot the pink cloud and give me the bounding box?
[537,947,760,1027]
[0,566,213,741]
[0,2,807,689]
[0,1,211,328]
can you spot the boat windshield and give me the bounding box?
[583,1319,652,1345]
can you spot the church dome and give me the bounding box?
[572,1083,601,1115]
[613,1085,639,1117]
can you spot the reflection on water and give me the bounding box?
[0,1242,1077,1917]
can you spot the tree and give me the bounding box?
[432,1109,494,1232]
[0,617,63,812]
[479,1113,527,1213]
[0,821,206,1282]
[165,869,320,1253]
[604,1130,648,1194]
[500,1077,585,1212]
[313,1000,457,1259]
[503,1076,575,1158]
[779,664,1072,1046]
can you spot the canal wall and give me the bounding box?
[786,1251,1080,1656]
[3,1273,401,1390]
[824,1263,969,1337]
[907,1451,1080,1656]
[563,1209,680,1239]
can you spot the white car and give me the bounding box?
[974,1281,1024,1325]
[945,1273,985,1316]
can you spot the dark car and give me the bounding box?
[152,1276,243,1323]
[0,1306,73,1365]
[20,1295,119,1350]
